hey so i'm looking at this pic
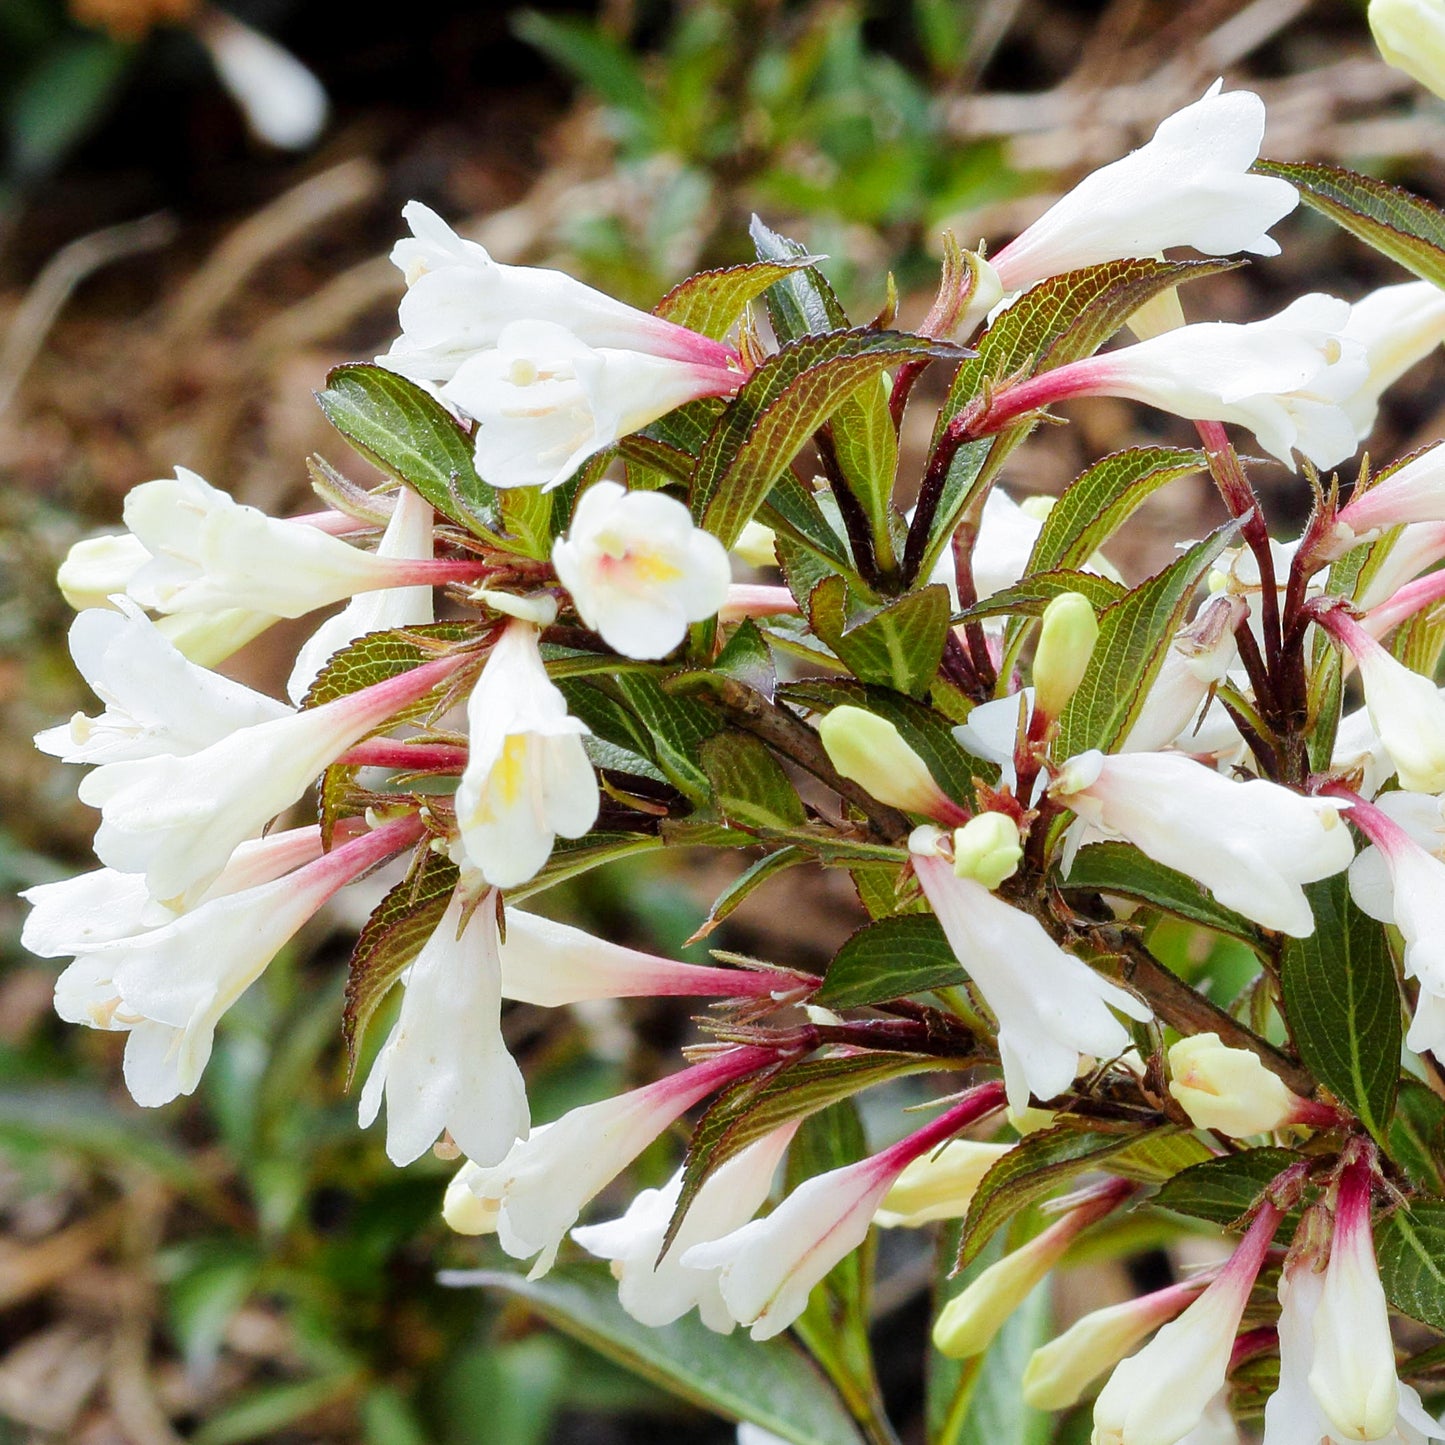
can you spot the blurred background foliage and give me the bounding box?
[4,0,1445,1440]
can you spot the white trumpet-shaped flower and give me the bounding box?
[1321,607,1445,794]
[444,321,741,491]
[1340,281,1445,439]
[551,481,731,658]
[985,83,1297,295]
[1051,751,1353,937]
[56,532,151,611]
[1310,1161,1399,1441]
[48,817,418,1107]
[123,468,471,620]
[684,1084,1005,1341]
[499,909,799,1005]
[911,834,1149,1111]
[35,599,291,765]
[359,884,528,1168]
[456,1047,769,1277]
[572,1124,797,1332]
[1120,597,1243,753]
[382,201,742,386]
[988,296,1367,471]
[1093,1203,1280,1445]
[1332,445,1445,554]
[287,486,436,703]
[454,620,599,888]
[79,651,462,902]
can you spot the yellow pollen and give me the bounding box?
[493,734,531,808]
[507,358,540,386]
[628,550,684,585]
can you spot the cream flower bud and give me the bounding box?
[454,620,599,888]
[1034,592,1099,719]
[733,521,779,569]
[551,481,731,659]
[153,609,278,668]
[819,707,956,819]
[56,532,150,610]
[1167,1033,1304,1136]
[951,813,1023,889]
[1310,1161,1398,1441]
[1023,1280,1205,1411]
[934,1202,1108,1359]
[874,1140,1012,1228]
[443,1161,501,1235]
[1370,0,1445,99]
[988,83,1297,292]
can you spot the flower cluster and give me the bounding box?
[29,75,1445,1445]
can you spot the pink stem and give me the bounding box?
[304,811,427,896]
[971,357,1111,434]
[338,739,471,772]
[316,651,469,733]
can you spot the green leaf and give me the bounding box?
[750,215,849,341]
[713,619,777,700]
[316,364,500,539]
[1150,1148,1305,1226]
[1029,447,1205,574]
[1279,874,1401,1140]
[700,732,807,829]
[828,375,901,573]
[763,472,855,572]
[937,258,1236,432]
[1060,842,1263,945]
[655,259,818,340]
[192,1374,363,1445]
[508,833,665,901]
[1255,160,1445,289]
[1056,522,1235,756]
[342,853,460,1075]
[958,1125,1167,1267]
[693,328,961,547]
[695,847,810,940]
[910,437,994,590]
[816,914,966,1008]
[615,673,722,800]
[499,483,553,560]
[452,1263,865,1444]
[1388,1080,1445,1195]
[302,623,477,709]
[957,568,1126,623]
[1378,1202,1445,1330]
[1107,1130,1214,1184]
[808,575,951,698]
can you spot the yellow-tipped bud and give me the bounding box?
[1369,0,1445,100]
[1033,591,1099,719]
[1167,1032,1299,1136]
[442,1162,501,1236]
[874,1140,1012,1228]
[733,520,780,569]
[952,813,1023,889]
[818,707,948,817]
[932,1218,1076,1360]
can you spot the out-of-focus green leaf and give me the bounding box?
[1056,522,1235,757]
[1150,1148,1304,1225]
[9,34,129,179]
[1255,160,1445,289]
[1061,842,1263,945]
[1280,875,1401,1141]
[315,365,501,539]
[453,1263,866,1444]
[1028,447,1205,574]
[1378,1202,1445,1330]
[816,914,965,1007]
[808,575,951,698]
[166,1242,263,1374]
